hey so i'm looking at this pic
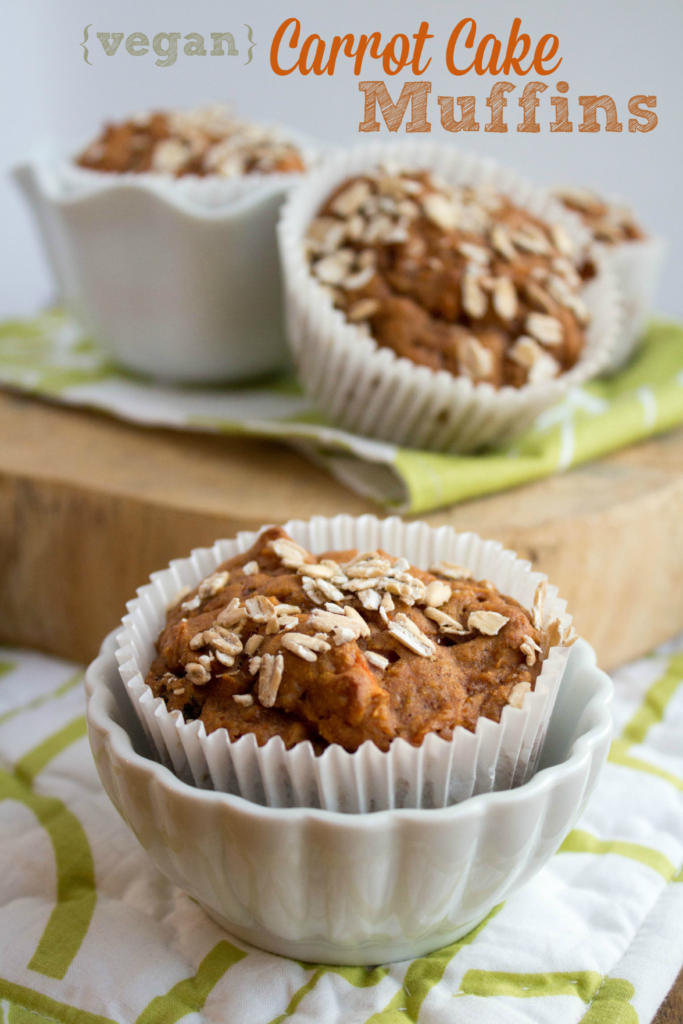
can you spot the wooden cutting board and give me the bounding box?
[2,387,682,669]
[654,968,683,1023]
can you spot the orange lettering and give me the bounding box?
[502,18,531,76]
[412,22,433,74]
[351,34,384,76]
[326,34,356,76]
[270,18,300,76]
[474,34,502,75]
[299,34,326,75]
[383,34,410,75]
[446,18,477,76]
[534,34,561,75]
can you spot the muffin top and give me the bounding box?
[146,527,567,754]
[77,104,305,179]
[305,168,590,389]
[554,187,646,245]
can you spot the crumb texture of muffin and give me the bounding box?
[77,105,305,178]
[146,527,567,754]
[305,169,590,389]
[554,186,646,245]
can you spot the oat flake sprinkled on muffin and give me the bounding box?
[146,527,574,753]
[553,186,646,246]
[77,104,305,179]
[305,168,590,389]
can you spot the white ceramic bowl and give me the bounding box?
[14,149,313,383]
[85,629,612,965]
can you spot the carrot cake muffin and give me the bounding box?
[554,186,646,245]
[304,169,590,389]
[146,527,561,753]
[77,104,305,178]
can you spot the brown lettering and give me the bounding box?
[486,81,515,133]
[359,81,432,133]
[628,95,657,133]
[550,81,572,132]
[438,96,479,132]
[518,81,547,132]
[579,95,623,133]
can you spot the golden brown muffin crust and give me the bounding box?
[146,528,555,753]
[306,170,589,389]
[77,106,305,178]
[554,187,646,245]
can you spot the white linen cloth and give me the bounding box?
[0,634,682,1024]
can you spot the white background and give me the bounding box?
[1,0,681,319]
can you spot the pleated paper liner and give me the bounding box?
[599,236,665,372]
[116,515,574,812]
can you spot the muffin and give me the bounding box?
[553,186,646,247]
[306,169,589,389]
[146,526,556,753]
[77,104,305,179]
[553,185,663,372]
[278,143,621,453]
[119,516,575,810]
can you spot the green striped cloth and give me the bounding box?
[1,637,683,1023]
[1,311,682,513]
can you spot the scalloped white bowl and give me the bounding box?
[14,153,311,383]
[85,628,612,965]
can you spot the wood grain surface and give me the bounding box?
[2,388,683,667]
[2,390,683,1013]
[654,968,683,1024]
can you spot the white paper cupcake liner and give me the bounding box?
[597,236,665,372]
[278,142,622,454]
[116,515,573,813]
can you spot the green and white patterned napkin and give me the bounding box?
[1,636,683,1022]
[1,311,682,513]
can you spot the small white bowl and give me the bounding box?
[85,629,612,965]
[14,143,314,384]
